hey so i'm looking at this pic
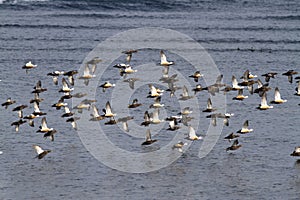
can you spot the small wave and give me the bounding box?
[196,38,300,45]
[0,0,49,4]
[0,23,92,29]
[249,15,300,21]
[0,0,193,11]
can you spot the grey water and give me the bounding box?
[0,0,300,199]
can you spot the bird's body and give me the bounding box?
[290,147,300,156]
[189,71,203,82]
[237,120,253,134]
[188,126,202,140]
[224,132,240,142]
[32,80,47,93]
[36,117,54,133]
[172,141,187,152]
[179,85,194,101]
[11,119,27,132]
[160,50,174,66]
[2,98,16,109]
[202,98,216,112]
[282,70,298,83]
[33,145,51,159]
[141,129,157,145]
[89,104,105,121]
[270,87,287,104]
[99,81,115,92]
[128,99,142,108]
[262,72,277,82]
[22,61,37,73]
[258,92,273,110]
[103,101,116,118]
[232,89,248,101]
[226,139,242,152]
[167,119,180,131]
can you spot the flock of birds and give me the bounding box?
[1,50,300,160]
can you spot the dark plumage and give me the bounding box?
[141,129,157,145]
[33,145,51,159]
[2,98,16,109]
[224,133,240,142]
[226,139,242,152]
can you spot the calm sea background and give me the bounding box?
[0,0,300,199]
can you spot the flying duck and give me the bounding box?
[187,126,202,140]
[29,93,44,104]
[36,117,54,133]
[102,101,116,119]
[150,108,164,124]
[63,70,78,86]
[226,139,242,152]
[261,72,277,82]
[128,99,142,108]
[61,106,74,118]
[141,111,151,126]
[257,92,273,110]
[149,96,164,108]
[179,107,193,115]
[160,73,178,84]
[2,97,16,109]
[72,92,87,98]
[119,65,137,77]
[12,104,28,118]
[224,132,240,142]
[240,69,257,80]
[189,71,204,82]
[232,89,248,101]
[290,147,300,156]
[122,49,138,63]
[22,61,37,73]
[237,120,253,134]
[270,87,287,104]
[78,64,96,86]
[212,74,226,88]
[172,141,187,153]
[43,129,58,142]
[32,80,47,93]
[89,104,105,121]
[192,84,204,95]
[166,82,182,97]
[282,70,298,83]
[47,71,64,85]
[141,129,157,145]
[99,81,115,92]
[32,101,47,116]
[85,57,102,74]
[179,85,194,101]
[123,78,139,89]
[148,84,164,98]
[232,75,244,90]
[117,116,134,132]
[11,119,27,132]
[52,98,67,110]
[160,50,174,66]
[73,99,95,113]
[66,117,80,130]
[33,145,51,159]
[202,98,217,112]
[167,119,180,131]
[59,78,73,93]
[23,113,37,127]
[254,79,271,96]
